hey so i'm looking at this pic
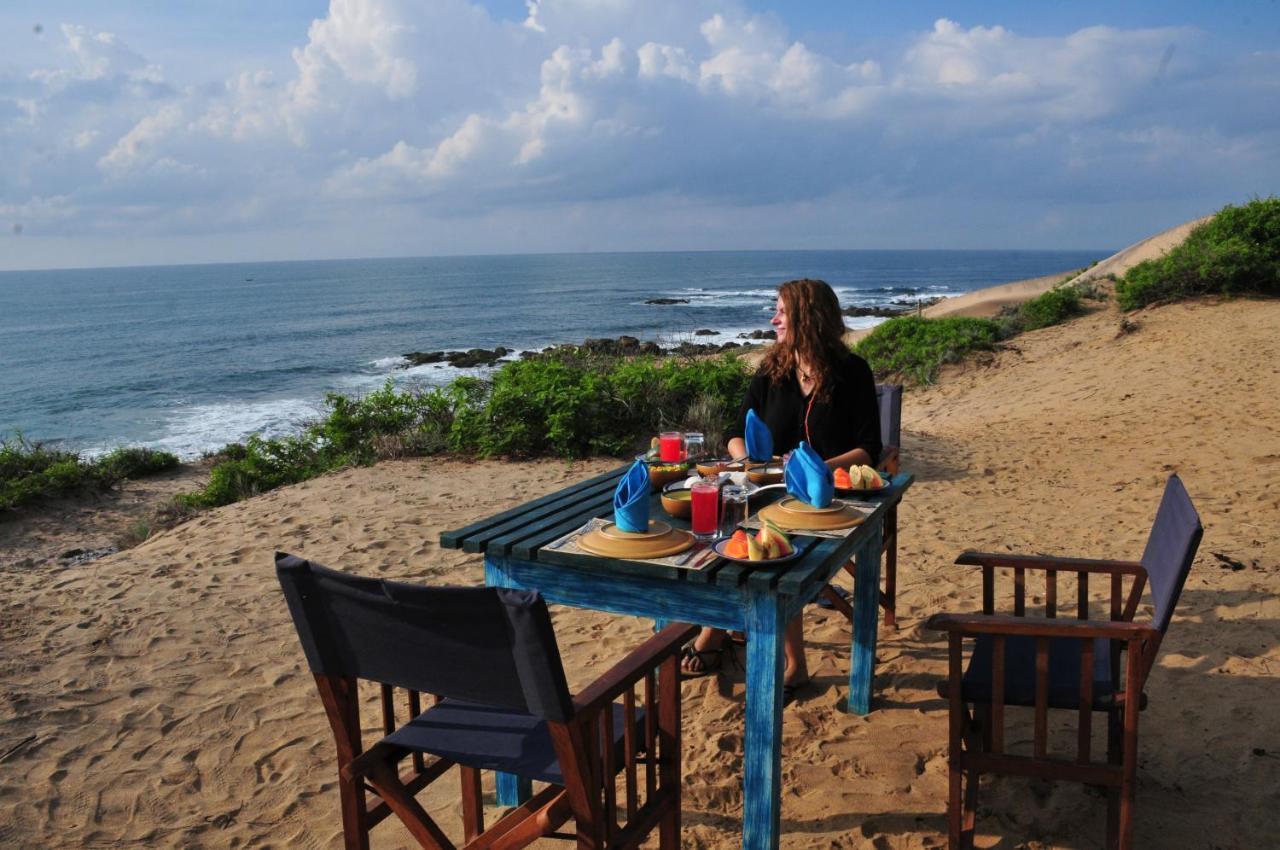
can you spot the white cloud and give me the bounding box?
[1,1,1277,267]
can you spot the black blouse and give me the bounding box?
[726,350,881,463]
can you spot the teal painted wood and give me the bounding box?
[847,527,884,715]
[487,554,745,631]
[460,476,621,553]
[495,773,532,809]
[440,465,625,549]
[742,586,785,849]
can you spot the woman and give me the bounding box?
[681,279,882,698]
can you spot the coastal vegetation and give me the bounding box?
[853,316,1002,384]
[1117,197,1280,309]
[0,437,179,510]
[176,352,752,509]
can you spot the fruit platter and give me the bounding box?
[714,521,803,564]
[832,464,893,495]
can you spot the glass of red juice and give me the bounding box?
[659,431,684,462]
[690,478,720,541]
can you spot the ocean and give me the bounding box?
[0,249,1105,459]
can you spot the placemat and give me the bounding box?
[739,501,875,539]
[542,518,721,570]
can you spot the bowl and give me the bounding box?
[647,462,690,491]
[659,486,693,518]
[695,458,746,477]
[746,462,784,485]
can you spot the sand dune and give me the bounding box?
[2,293,1278,848]
[919,215,1210,322]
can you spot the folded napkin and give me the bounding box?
[744,408,774,462]
[784,441,834,507]
[614,460,652,533]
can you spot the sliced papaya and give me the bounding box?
[833,467,853,489]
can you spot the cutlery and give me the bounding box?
[673,542,708,566]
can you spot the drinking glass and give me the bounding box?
[683,432,706,463]
[658,431,684,462]
[690,478,720,541]
[719,484,748,539]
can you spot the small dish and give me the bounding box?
[834,471,894,497]
[712,536,806,565]
[696,458,746,476]
[659,488,692,519]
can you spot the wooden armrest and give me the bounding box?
[572,622,698,717]
[955,551,1146,576]
[878,445,900,475]
[925,612,1159,642]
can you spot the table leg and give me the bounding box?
[742,588,785,849]
[484,557,533,808]
[848,524,884,715]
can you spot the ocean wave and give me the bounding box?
[147,397,329,460]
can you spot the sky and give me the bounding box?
[1,0,1278,270]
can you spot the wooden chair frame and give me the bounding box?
[927,552,1165,850]
[320,622,697,850]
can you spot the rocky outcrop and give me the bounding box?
[402,347,510,368]
[644,298,690,305]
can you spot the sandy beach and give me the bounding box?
[3,281,1279,848]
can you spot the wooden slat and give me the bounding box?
[991,636,1005,754]
[968,752,1122,786]
[467,479,619,554]
[439,465,625,548]
[601,703,617,843]
[1111,573,1122,620]
[623,689,638,815]
[407,690,424,774]
[1078,571,1089,620]
[1046,570,1057,618]
[644,671,657,799]
[947,633,964,850]
[982,565,994,615]
[380,684,395,736]
[1034,638,1049,758]
[1078,637,1094,764]
[1014,568,1026,617]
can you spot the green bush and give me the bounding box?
[1117,197,1280,309]
[177,354,753,508]
[854,316,1001,384]
[1019,285,1083,331]
[0,436,179,510]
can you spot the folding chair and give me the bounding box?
[925,474,1202,849]
[276,552,695,849]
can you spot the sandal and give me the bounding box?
[782,678,810,706]
[680,644,725,678]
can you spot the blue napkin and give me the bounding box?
[613,460,651,533]
[784,441,834,507]
[744,408,773,462]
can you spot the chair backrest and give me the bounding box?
[1139,475,1203,634]
[876,383,903,447]
[275,552,575,722]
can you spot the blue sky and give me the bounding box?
[1,0,1278,269]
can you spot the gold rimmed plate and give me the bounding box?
[758,501,864,531]
[578,525,694,559]
[598,519,672,541]
[776,496,847,515]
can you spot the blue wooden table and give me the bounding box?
[440,466,913,850]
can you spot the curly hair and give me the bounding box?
[760,278,848,400]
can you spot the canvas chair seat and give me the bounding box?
[954,635,1145,711]
[385,698,640,786]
